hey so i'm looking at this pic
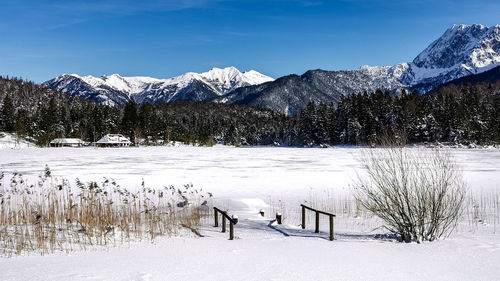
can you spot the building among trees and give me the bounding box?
[94,134,132,147]
[50,138,85,147]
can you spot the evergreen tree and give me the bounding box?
[121,100,138,142]
[299,101,316,145]
[1,94,15,132]
[138,102,154,143]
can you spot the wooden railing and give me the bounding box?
[213,207,238,240]
[300,204,336,241]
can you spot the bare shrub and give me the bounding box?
[355,147,466,242]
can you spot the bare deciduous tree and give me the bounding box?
[355,147,466,242]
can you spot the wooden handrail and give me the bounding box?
[300,204,336,241]
[213,207,238,240]
[214,207,238,224]
[300,204,336,217]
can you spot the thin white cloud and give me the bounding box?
[11,0,228,30]
[47,0,225,15]
[41,18,89,30]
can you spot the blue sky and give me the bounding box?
[0,0,499,82]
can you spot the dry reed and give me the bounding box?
[0,166,212,256]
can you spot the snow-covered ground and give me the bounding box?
[0,132,36,149]
[0,146,499,280]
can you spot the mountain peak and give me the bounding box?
[218,66,239,72]
[207,66,239,72]
[199,66,273,94]
[201,66,243,81]
[412,24,499,70]
[450,23,486,31]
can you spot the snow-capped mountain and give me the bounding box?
[218,24,500,114]
[328,24,500,94]
[321,23,500,93]
[44,24,499,113]
[413,24,499,70]
[44,67,274,106]
[402,24,500,92]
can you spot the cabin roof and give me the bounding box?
[95,134,131,144]
[50,138,85,144]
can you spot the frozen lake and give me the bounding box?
[1,146,499,199]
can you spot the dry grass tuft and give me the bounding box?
[0,167,212,256]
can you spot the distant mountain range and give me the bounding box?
[44,24,500,115]
[44,67,274,106]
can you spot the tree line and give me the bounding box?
[297,82,500,146]
[1,75,499,146]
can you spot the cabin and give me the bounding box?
[94,134,132,147]
[50,138,85,147]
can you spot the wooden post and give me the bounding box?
[301,205,306,229]
[229,222,234,240]
[276,212,282,224]
[222,213,227,233]
[300,204,336,241]
[329,215,334,241]
[214,208,218,227]
[315,211,320,233]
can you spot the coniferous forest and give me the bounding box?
[1,76,499,146]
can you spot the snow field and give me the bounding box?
[0,146,499,280]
